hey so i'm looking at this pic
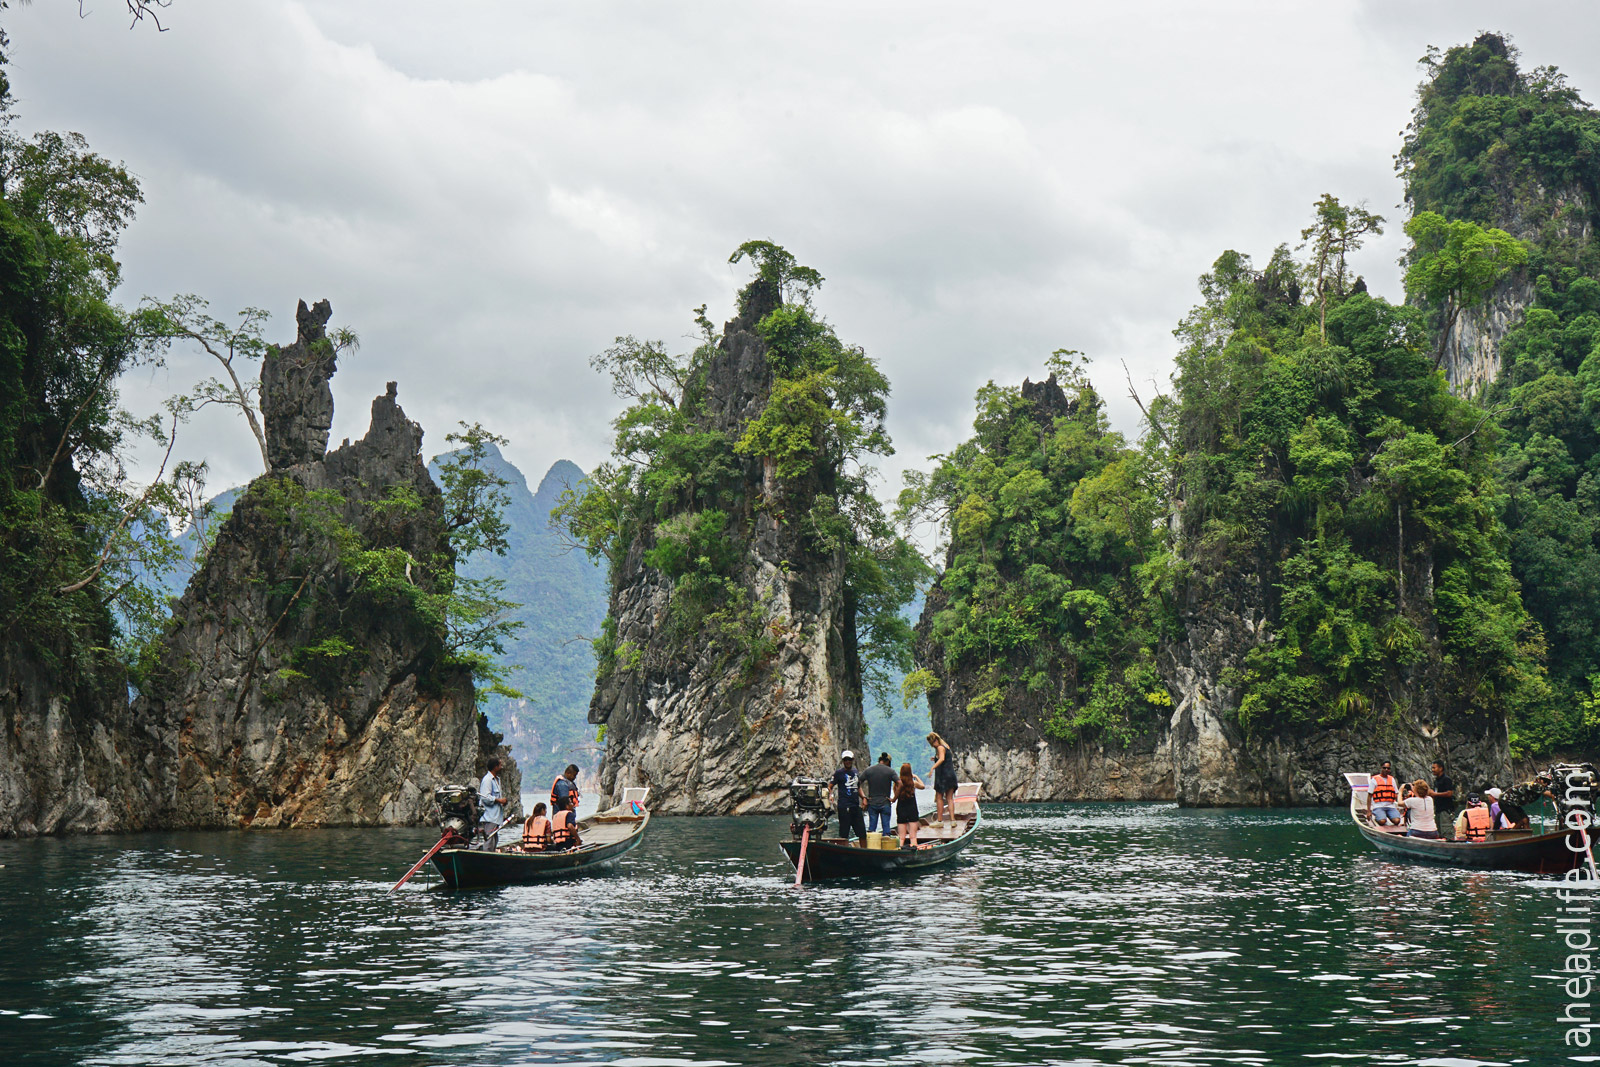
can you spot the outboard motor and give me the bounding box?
[789,777,831,838]
[435,783,480,839]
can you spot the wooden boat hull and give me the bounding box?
[432,812,649,889]
[1355,817,1583,874]
[780,809,981,881]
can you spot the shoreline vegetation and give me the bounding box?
[5,29,1600,833]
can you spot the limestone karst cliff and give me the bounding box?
[1404,33,1598,397]
[579,250,911,814]
[912,372,1179,802]
[1,300,513,835]
[128,300,514,827]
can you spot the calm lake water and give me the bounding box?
[0,804,1580,1065]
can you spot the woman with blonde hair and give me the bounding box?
[927,731,957,826]
[1402,779,1439,839]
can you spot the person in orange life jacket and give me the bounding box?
[520,803,551,852]
[1367,761,1402,827]
[1484,787,1514,829]
[1454,794,1494,842]
[550,764,581,850]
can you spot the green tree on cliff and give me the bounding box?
[1400,32,1600,754]
[556,241,923,708]
[0,34,194,684]
[1403,211,1529,365]
[902,353,1169,744]
[1169,198,1542,737]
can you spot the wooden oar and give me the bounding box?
[390,832,453,894]
[793,824,811,887]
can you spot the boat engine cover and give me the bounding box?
[435,783,479,836]
[789,777,831,838]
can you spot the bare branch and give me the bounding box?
[57,411,180,596]
[35,359,119,490]
[1123,359,1175,451]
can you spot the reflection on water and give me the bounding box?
[0,804,1571,1064]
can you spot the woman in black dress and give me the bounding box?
[893,763,926,849]
[928,732,958,826]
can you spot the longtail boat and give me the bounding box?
[781,780,983,882]
[1345,772,1585,874]
[429,787,651,889]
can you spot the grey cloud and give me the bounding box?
[10,0,1600,504]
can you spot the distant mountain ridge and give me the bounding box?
[428,448,610,788]
[153,446,917,797]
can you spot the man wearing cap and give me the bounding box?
[828,751,869,847]
[1485,787,1509,829]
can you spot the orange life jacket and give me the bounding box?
[549,810,578,848]
[521,815,549,851]
[1463,805,1492,842]
[1370,774,1398,805]
[551,775,579,814]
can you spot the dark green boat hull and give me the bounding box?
[780,809,981,881]
[1355,817,1584,874]
[432,815,648,888]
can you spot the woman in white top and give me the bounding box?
[1403,779,1439,839]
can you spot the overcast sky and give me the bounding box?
[10,1,1600,500]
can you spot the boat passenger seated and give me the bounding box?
[1368,762,1402,827]
[1499,799,1531,830]
[1455,795,1493,842]
[549,807,580,851]
[518,802,551,852]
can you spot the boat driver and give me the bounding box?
[478,756,507,848]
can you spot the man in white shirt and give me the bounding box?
[478,757,506,845]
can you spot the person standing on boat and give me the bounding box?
[1402,780,1440,839]
[1430,761,1457,839]
[549,764,581,850]
[829,751,869,846]
[861,752,897,838]
[928,732,958,826]
[551,764,581,817]
[1367,761,1402,827]
[893,763,926,849]
[478,756,507,846]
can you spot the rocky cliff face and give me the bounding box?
[920,583,1175,802]
[589,281,865,814]
[1434,182,1592,395]
[2,300,509,835]
[128,300,513,828]
[0,640,158,835]
[1159,543,1508,806]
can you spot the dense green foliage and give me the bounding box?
[1401,34,1600,754]
[556,242,924,707]
[1167,231,1541,735]
[904,357,1169,745]
[245,422,523,701]
[0,35,191,686]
